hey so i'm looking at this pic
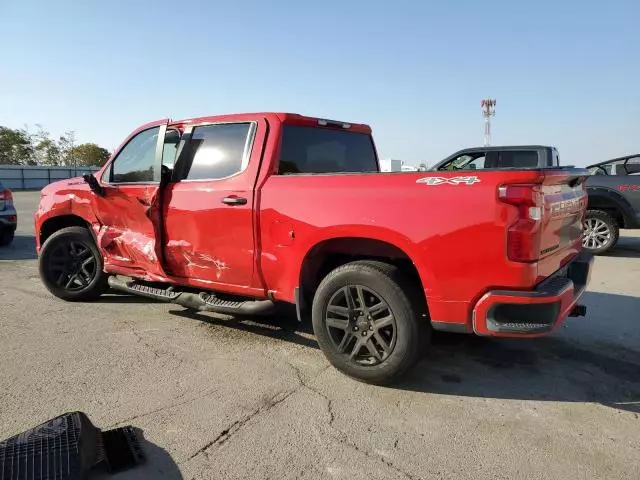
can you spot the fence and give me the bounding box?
[0,165,101,190]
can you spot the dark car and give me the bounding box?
[0,181,17,246]
[583,154,640,254]
[431,145,561,171]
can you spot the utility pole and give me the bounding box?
[481,98,496,146]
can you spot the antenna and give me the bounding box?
[480,98,496,146]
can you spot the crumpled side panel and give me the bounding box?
[90,185,169,281]
[165,239,230,280]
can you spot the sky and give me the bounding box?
[1,0,638,166]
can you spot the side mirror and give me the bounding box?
[83,173,105,197]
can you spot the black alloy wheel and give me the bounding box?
[39,226,108,301]
[312,260,427,385]
[47,241,98,291]
[325,285,397,365]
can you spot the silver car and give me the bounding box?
[0,181,17,246]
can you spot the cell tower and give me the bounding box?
[481,98,496,146]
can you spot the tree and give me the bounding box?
[0,124,110,166]
[31,124,61,166]
[71,143,111,167]
[57,130,76,166]
[0,126,34,165]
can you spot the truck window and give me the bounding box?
[495,151,538,168]
[104,127,180,183]
[182,123,254,181]
[625,157,640,175]
[438,153,487,170]
[109,127,159,183]
[279,126,378,174]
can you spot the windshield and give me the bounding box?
[278,126,378,174]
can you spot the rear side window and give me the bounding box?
[279,126,378,174]
[495,151,539,168]
[183,123,253,180]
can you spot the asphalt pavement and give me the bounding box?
[1,191,639,479]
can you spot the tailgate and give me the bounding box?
[537,169,588,280]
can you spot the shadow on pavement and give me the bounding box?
[169,304,318,350]
[399,290,640,414]
[605,236,640,259]
[399,331,640,414]
[0,235,37,260]
[173,292,639,414]
[93,428,183,479]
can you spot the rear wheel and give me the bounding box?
[582,210,619,255]
[39,226,108,301]
[312,261,428,385]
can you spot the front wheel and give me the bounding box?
[39,226,108,301]
[312,261,428,385]
[582,210,619,255]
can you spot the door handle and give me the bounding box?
[222,196,248,206]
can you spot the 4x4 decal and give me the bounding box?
[416,176,481,186]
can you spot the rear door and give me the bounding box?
[94,121,176,279]
[162,118,265,290]
[621,156,640,214]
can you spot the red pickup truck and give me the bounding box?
[35,113,593,384]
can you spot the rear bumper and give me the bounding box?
[472,252,593,337]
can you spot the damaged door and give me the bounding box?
[163,119,263,291]
[94,121,178,281]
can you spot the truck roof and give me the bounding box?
[171,112,372,134]
[586,153,640,169]
[449,145,554,154]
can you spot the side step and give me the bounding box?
[127,281,180,301]
[108,276,275,316]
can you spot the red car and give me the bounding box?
[35,113,592,384]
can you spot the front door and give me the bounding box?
[162,119,263,292]
[94,121,177,280]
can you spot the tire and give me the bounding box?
[582,210,619,255]
[39,226,108,301]
[0,230,14,247]
[312,260,429,385]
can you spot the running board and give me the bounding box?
[107,276,275,316]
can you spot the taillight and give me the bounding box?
[498,184,543,262]
[0,188,12,200]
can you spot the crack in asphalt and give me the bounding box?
[182,359,427,479]
[107,387,220,428]
[186,387,298,462]
[285,361,426,480]
[184,360,328,464]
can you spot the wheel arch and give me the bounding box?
[297,235,433,320]
[39,214,92,248]
[586,187,635,228]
